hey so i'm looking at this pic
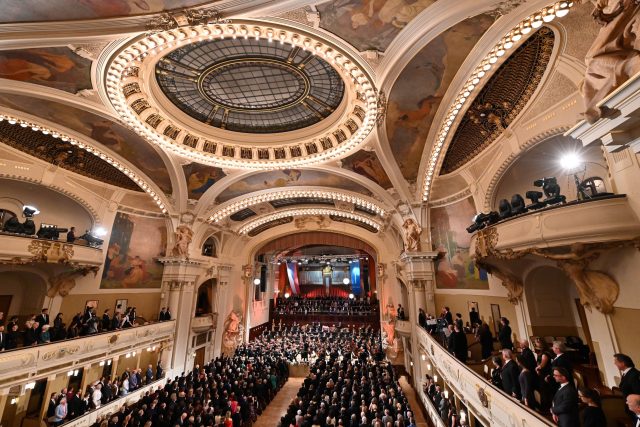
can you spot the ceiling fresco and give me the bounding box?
[0,0,211,23]
[216,169,373,203]
[0,93,172,194]
[386,13,495,182]
[341,149,393,189]
[183,162,226,200]
[317,0,436,52]
[0,47,92,94]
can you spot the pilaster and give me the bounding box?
[159,257,205,376]
[398,251,438,387]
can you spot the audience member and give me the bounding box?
[625,394,640,427]
[497,317,513,350]
[615,353,640,420]
[477,321,494,360]
[491,356,503,390]
[551,367,579,427]
[534,337,554,413]
[469,307,480,326]
[67,227,76,243]
[578,387,606,427]
[516,354,536,410]
[551,341,574,387]
[501,349,521,399]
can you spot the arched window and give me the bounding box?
[202,236,217,257]
[195,279,216,316]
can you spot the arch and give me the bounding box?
[201,236,218,258]
[195,279,217,317]
[0,270,48,320]
[523,265,585,340]
[255,232,378,261]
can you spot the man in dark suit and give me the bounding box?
[452,324,468,363]
[501,349,521,399]
[102,309,111,331]
[441,307,453,325]
[35,308,49,331]
[0,325,5,351]
[47,393,58,420]
[551,367,579,427]
[551,341,574,386]
[469,307,480,326]
[615,354,640,420]
[519,339,537,372]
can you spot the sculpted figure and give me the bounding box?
[221,311,243,355]
[581,0,640,123]
[532,243,620,314]
[171,225,193,258]
[402,218,422,252]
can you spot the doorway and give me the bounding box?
[0,295,12,319]
[193,347,205,369]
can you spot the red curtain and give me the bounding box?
[299,285,349,298]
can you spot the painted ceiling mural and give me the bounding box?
[0,0,211,23]
[317,0,436,52]
[216,170,373,203]
[183,162,226,200]
[341,149,393,189]
[0,93,172,194]
[0,47,92,94]
[386,14,495,182]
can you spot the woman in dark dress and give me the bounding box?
[478,321,494,360]
[517,354,537,410]
[491,356,503,390]
[578,388,606,427]
[497,317,513,350]
[534,337,554,413]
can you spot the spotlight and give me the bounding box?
[79,231,104,248]
[348,293,355,299]
[510,194,527,215]
[343,278,350,285]
[93,226,108,237]
[559,152,584,173]
[525,190,545,210]
[22,205,39,217]
[37,224,68,240]
[284,292,290,299]
[577,177,612,199]
[534,177,565,205]
[253,278,261,285]
[498,199,512,220]
[465,211,500,233]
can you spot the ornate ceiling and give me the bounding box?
[0,0,584,241]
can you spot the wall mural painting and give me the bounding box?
[183,162,226,200]
[386,14,494,182]
[101,212,167,289]
[341,150,393,189]
[0,47,92,94]
[317,0,436,52]
[431,196,489,290]
[217,170,373,203]
[0,0,210,23]
[0,93,172,194]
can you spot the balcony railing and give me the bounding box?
[0,232,103,266]
[62,380,164,427]
[0,320,175,387]
[395,320,411,336]
[470,195,640,253]
[191,313,217,333]
[417,326,553,427]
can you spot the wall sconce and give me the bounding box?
[421,354,426,361]
[10,398,17,405]
[99,361,105,367]
[444,390,449,399]
[107,360,112,365]
[125,353,131,358]
[67,370,74,376]
[433,375,438,382]
[25,382,35,390]
[427,364,431,371]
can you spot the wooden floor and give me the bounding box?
[253,377,304,427]
[252,375,430,427]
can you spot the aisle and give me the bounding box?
[253,377,304,427]
[399,375,431,427]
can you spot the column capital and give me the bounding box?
[397,251,438,281]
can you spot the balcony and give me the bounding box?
[0,320,175,387]
[0,232,103,266]
[395,320,411,336]
[470,195,640,254]
[191,313,218,333]
[417,326,552,427]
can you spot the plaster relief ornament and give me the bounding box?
[581,0,640,123]
[221,311,244,355]
[532,243,620,314]
[47,267,99,298]
[402,218,422,252]
[294,215,331,230]
[171,225,193,258]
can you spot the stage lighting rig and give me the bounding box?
[79,230,104,248]
[510,194,527,215]
[525,190,545,210]
[465,211,500,233]
[2,205,40,235]
[533,177,566,206]
[37,224,68,240]
[498,199,512,220]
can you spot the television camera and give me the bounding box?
[2,205,39,235]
